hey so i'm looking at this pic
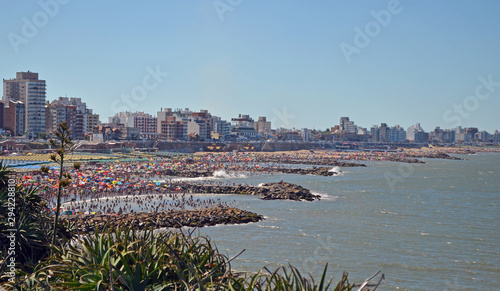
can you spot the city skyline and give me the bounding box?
[1,1,500,132]
[2,70,499,138]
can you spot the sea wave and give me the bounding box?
[258,225,281,229]
[311,191,339,201]
[213,169,247,179]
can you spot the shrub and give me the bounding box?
[15,225,360,290]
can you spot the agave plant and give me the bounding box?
[0,184,76,285]
[17,223,364,290]
[20,225,233,290]
[0,161,12,193]
[222,264,355,291]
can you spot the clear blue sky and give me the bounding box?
[1,0,499,132]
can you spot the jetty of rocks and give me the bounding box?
[62,207,263,233]
[257,158,366,167]
[153,167,343,178]
[263,166,339,176]
[410,152,462,160]
[176,182,321,201]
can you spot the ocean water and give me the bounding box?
[189,153,500,290]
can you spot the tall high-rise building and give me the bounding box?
[339,117,357,134]
[379,123,389,142]
[255,116,271,133]
[4,100,26,136]
[109,111,157,138]
[370,125,380,142]
[0,101,4,130]
[212,116,232,140]
[157,108,188,140]
[45,101,76,139]
[188,109,212,139]
[160,115,188,140]
[45,97,99,140]
[86,109,100,134]
[407,123,423,142]
[3,71,46,138]
[389,125,406,143]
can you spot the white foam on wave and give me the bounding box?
[170,176,217,182]
[213,169,247,179]
[328,166,345,176]
[312,192,339,201]
[296,232,319,238]
[258,225,281,229]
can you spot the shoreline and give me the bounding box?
[11,147,496,219]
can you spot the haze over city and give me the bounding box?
[1,0,500,132]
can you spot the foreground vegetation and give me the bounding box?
[7,225,355,290]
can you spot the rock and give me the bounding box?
[169,181,321,201]
[62,207,263,234]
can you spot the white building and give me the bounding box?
[110,111,157,136]
[407,123,424,142]
[187,118,208,139]
[212,116,232,140]
[339,117,357,134]
[389,125,406,143]
[300,128,312,142]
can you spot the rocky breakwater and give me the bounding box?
[158,167,341,178]
[177,182,321,201]
[259,158,366,167]
[62,207,263,233]
[258,182,321,201]
[383,156,426,164]
[411,152,462,160]
[269,166,338,176]
[160,169,213,178]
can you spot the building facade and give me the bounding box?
[4,100,26,136]
[255,116,271,134]
[339,117,357,134]
[3,71,46,138]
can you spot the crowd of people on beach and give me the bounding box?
[11,148,487,215]
[62,191,235,215]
